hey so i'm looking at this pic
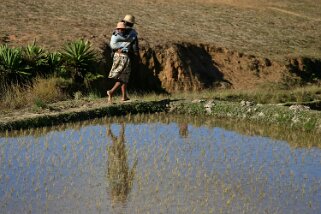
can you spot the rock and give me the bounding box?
[204,100,215,114]
[192,99,205,103]
[258,112,265,117]
[289,105,310,111]
[204,100,215,108]
[241,100,254,107]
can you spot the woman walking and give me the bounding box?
[107,19,138,103]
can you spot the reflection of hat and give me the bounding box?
[116,22,126,29]
[123,14,136,24]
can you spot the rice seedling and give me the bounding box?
[0,114,320,213]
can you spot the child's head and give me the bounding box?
[116,22,126,34]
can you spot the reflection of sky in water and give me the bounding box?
[0,122,321,213]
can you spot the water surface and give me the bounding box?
[0,114,320,213]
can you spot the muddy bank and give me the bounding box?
[99,42,321,93]
[168,99,321,133]
[0,100,169,131]
[1,98,321,134]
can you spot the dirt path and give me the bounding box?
[267,6,321,22]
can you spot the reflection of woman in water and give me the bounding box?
[179,123,188,138]
[106,123,137,203]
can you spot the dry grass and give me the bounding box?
[1,83,29,109]
[0,77,67,109]
[30,77,67,103]
[0,0,320,60]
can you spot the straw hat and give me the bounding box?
[123,14,136,24]
[116,22,126,29]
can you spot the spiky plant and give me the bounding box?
[22,41,48,76]
[0,45,30,91]
[61,39,98,85]
[47,52,65,77]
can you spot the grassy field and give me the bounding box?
[1,0,321,60]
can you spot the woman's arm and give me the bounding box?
[110,34,124,50]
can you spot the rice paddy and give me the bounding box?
[0,113,320,213]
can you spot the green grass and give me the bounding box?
[136,84,321,105]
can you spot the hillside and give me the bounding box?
[1,0,321,58]
[1,0,321,91]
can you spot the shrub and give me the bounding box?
[61,39,99,85]
[29,77,68,104]
[0,45,30,90]
[0,83,29,109]
[22,41,48,77]
[47,52,65,77]
[0,77,68,109]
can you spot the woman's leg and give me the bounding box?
[121,83,129,101]
[107,81,121,102]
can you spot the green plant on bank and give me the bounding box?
[62,39,102,87]
[22,41,48,77]
[303,117,318,132]
[47,52,65,77]
[87,91,101,100]
[34,98,47,109]
[0,39,106,100]
[169,85,321,105]
[0,45,30,89]
[73,91,83,100]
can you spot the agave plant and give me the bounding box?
[61,39,98,84]
[47,52,65,77]
[0,44,30,87]
[22,41,48,76]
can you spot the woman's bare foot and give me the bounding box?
[107,90,112,102]
[121,97,130,102]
